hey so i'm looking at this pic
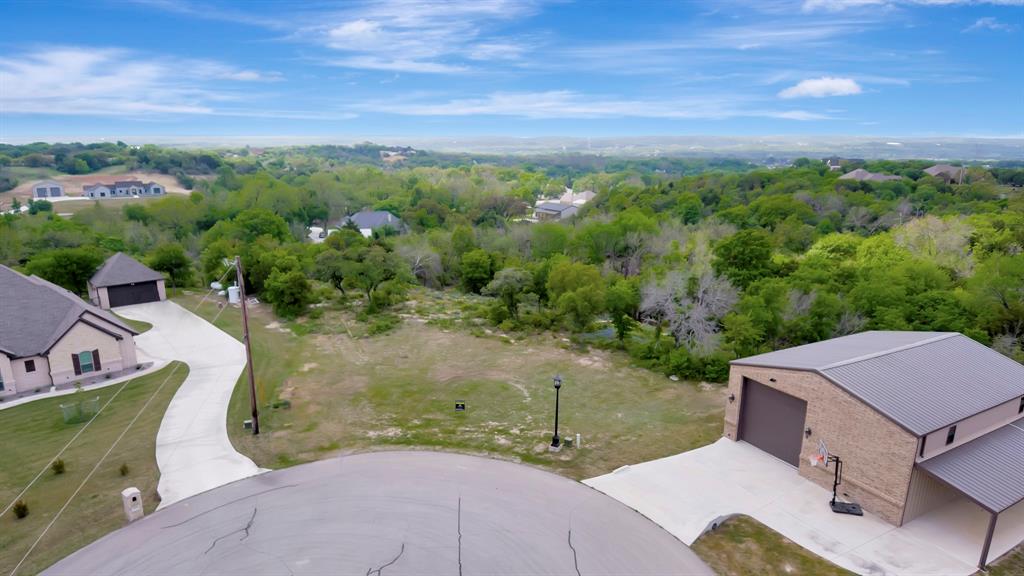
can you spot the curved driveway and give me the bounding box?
[116,300,262,509]
[45,451,712,575]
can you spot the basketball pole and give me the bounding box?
[234,256,260,435]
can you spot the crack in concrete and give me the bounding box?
[163,485,297,529]
[366,542,405,576]
[457,497,463,576]
[204,507,258,555]
[568,528,582,576]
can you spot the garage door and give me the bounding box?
[738,378,807,466]
[107,282,160,307]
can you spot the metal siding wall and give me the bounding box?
[903,468,959,523]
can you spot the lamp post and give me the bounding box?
[551,375,562,448]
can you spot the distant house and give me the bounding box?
[924,164,965,185]
[88,253,167,309]
[824,157,844,171]
[0,265,141,397]
[838,168,902,183]
[558,187,596,206]
[333,210,405,238]
[32,180,64,198]
[84,180,165,199]
[533,202,578,221]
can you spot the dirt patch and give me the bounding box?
[300,362,318,372]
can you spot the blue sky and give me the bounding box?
[1,0,1021,140]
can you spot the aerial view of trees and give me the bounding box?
[2,144,1022,381]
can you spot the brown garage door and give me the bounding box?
[107,282,160,307]
[739,378,807,466]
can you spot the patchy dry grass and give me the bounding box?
[176,291,725,480]
[692,515,854,576]
[985,545,1024,576]
[0,363,188,575]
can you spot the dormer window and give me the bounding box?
[945,425,957,446]
[1019,396,1024,415]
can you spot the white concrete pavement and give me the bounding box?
[585,438,985,576]
[115,300,263,509]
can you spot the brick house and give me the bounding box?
[0,266,141,399]
[724,331,1024,569]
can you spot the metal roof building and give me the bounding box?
[726,331,1024,569]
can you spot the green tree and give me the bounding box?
[606,278,640,343]
[483,268,533,320]
[547,259,605,331]
[314,249,350,295]
[460,249,495,293]
[531,223,569,259]
[712,229,775,289]
[148,243,193,288]
[343,245,410,311]
[263,268,312,318]
[24,246,105,294]
[28,199,53,215]
[234,208,290,243]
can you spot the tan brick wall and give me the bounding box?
[724,365,919,526]
[49,321,133,385]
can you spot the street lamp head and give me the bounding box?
[553,375,562,389]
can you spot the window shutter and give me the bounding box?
[72,354,82,375]
[93,349,101,370]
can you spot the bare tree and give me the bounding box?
[784,290,816,323]
[397,241,443,288]
[640,271,738,355]
[893,215,974,277]
[834,310,868,337]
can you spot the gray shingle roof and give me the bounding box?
[535,202,574,212]
[90,252,165,288]
[732,331,1024,436]
[918,421,1024,512]
[0,265,136,358]
[924,164,963,177]
[337,210,402,231]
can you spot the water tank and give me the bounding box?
[227,285,240,304]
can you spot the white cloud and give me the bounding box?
[963,17,1017,32]
[358,90,830,120]
[310,0,541,73]
[0,46,299,118]
[803,0,1024,11]
[778,76,863,98]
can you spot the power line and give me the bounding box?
[0,267,234,520]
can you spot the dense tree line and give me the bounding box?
[2,154,1022,380]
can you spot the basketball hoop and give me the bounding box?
[814,439,829,468]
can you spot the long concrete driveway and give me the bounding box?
[116,300,262,509]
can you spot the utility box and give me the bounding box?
[122,487,144,522]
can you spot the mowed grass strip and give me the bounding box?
[691,515,855,576]
[0,363,188,575]
[176,293,725,480]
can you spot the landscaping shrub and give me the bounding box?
[367,314,400,336]
[51,459,65,475]
[13,500,29,519]
[119,463,130,476]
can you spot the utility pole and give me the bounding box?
[235,256,260,435]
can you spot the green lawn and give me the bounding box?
[113,313,152,334]
[692,515,855,576]
[0,363,188,575]
[175,292,725,480]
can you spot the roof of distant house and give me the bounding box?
[90,252,165,288]
[838,168,901,182]
[114,180,146,187]
[535,202,575,213]
[732,331,1024,436]
[0,265,137,358]
[924,164,963,177]
[338,210,402,230]
[33,180,63,187]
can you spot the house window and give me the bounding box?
[78,351,95,374]
[0,372,5,391]
[945,425,957,446]
[25,360,35,373]
[1019,397,1024,414]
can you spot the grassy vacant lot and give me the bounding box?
[0,363,187,575]
[175,292,725,480]
[692,515,855,576]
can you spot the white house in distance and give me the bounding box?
[88,252,167,309]
[32,180,65,198]
[83,180,165,199]
[0,265,141,398]
[332,210,406,239]
[530,186,594,221]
